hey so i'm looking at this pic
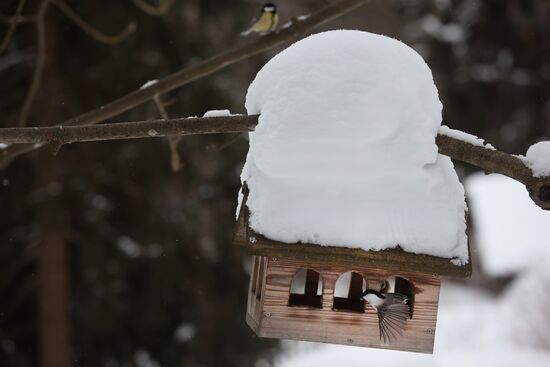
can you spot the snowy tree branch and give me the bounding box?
[0,0,370,167]
[0,115,255,144]
[436,134,550,210]
[0,114,548,210]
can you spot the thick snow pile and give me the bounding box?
[241,30,468,262]
[525,141,550,177]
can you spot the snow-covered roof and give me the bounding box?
[240,30,468,263]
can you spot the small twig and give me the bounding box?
[0,0,27,54]
[206,133,242,151]
[132,0,175,16]
[51,0,136,45]
[18,0,136,127]
[153,94,183,171]
[1,114,548,210]
[0,0,371,167]
[0,13,36,24]
[18,0,48,127]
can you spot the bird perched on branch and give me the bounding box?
[241,3,279,36]
[361,288,412,343]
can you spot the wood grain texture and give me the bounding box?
[246,256,440,354]
[247,256,267,333]
[233,189,471,278]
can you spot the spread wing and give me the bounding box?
[377,293,411,343]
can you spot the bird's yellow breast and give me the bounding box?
[253,12,279,33]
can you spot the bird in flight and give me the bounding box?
[361,287,412,343]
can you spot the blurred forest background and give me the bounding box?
[0,0,549,366]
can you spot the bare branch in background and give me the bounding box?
[0,13,36,24]
[206,133,242,151]
[16,0,136,127]
[17,0,48,127]
[132,0,175,16]
[0,114,548,210]
[0,0,27,54]
[0,0,371,167]
[153,94,183,172]
[51,0,136,45]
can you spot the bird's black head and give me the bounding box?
[262,3,277,13]
[361,289,385,299]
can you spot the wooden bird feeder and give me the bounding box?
[233,186,471,354]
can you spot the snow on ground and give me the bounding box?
[277,173,550,367]
[277,340,550,367]
[438,125,495,150]
[241,30,468,262]
[525,141,550,177]
[465,173,550,276]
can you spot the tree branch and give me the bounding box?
[51,0,136,45]
[436,134,550,210]
[0,114,548,210]
[0,0,371,167]
[0,0,27,54]
[0,115,255,144]
[153,94,183,171]
[0,13,36,24]
[132,0,175,16]
[18,0,48,127]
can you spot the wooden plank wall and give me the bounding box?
[246,257,441,354]
[246,256,266,333]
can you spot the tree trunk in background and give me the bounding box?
[30,10,70,365]
[38,231,69,367]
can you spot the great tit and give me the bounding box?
[361,289,412,343]
[241,3,279,36]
